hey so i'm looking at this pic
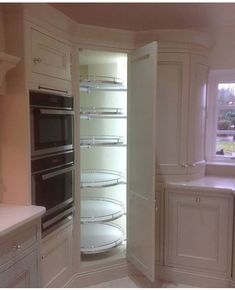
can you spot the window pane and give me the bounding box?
[218,83,235,106]
[217,108,235,131]
[216,134,235,156]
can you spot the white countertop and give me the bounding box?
[0,204,45,237]
[165,176,235,194]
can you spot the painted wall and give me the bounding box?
[208,25,235,70]
[0,5,5,51]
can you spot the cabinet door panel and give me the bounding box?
[188,55,209,174]
[156,53,189,175]
[0,251,38,288]
[42,223,72,287]
[31,29,71,81]
[127,42,157,282]
[165,190,233,275]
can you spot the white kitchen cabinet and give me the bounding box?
[31,28,71,82]
[0,251,38,287]
[164,188,233,276]
[0,214,43,288]
[156,51,209,180]
[187,55,208,175]
[41,221,73,288]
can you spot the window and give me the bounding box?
[206,70,235,162]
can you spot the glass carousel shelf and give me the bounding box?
[80,75,127,92]
[81,197,125,223]
[80,107,126,120]
[80,135,125,147]
[80,169,125,188]
[80,223,124,254]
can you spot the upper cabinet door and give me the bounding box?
[156,53,190,176]
[127,42,157,282]
[187,55,209,174]
[31,29,71,81]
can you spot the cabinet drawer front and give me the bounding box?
[0,225,37,266]
[0,251,38,288]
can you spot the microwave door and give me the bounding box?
[31,108,74,156]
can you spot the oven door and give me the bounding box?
[32,165,75,218]
[31,108,74,156]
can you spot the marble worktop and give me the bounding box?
[165,176,235,194]
[0,204,45,237]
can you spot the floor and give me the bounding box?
[89,275,193,288]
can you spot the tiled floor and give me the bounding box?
[89,275,193,288]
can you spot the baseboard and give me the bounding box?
[64,261,129,287]
[156,265,231,287]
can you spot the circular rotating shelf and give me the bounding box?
[80,135,124,147]
[80,170,124,188]
[80,75,127,92]
[81,197,125,223]
[80,223,124,254]
[80,107,126,120]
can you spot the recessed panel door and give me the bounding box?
[127,42,157,282]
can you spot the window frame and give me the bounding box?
[206,69,235,163]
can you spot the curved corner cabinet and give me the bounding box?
[156,43,209,181]
[79,72,127,256]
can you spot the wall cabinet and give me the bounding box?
[156,51,208,180]
[164,188,233,276]
[31,28,71,81]
[41,222,73,287]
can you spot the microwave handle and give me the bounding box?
[40,109,74,115]
[38,85,68,94]
[42,166,74,180]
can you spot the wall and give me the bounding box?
[0,5,5,51]
[0,6,31,204]
[207,25,235,70]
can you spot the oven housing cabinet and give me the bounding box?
[30,90,75,233]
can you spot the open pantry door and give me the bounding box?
[127,42,157,282]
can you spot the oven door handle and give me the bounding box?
[42,166,74,180]
[40,109,74,115]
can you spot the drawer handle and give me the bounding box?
[196,197,200,203]
[12,244,22,251]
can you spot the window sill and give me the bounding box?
[206,162,235,177]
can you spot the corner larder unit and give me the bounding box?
[76,43,157,282]
[79,49,127,257]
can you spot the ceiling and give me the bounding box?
[52,3,235,31]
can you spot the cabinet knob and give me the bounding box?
[181,164,188,168]
[12,244,22,251]
[189,163,196,167]
[33,57,42,64]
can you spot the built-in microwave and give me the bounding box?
[31,150,75,232]
[30,90,74,157]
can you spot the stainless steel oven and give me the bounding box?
[30,90,74,157]
[31,150,75,232]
